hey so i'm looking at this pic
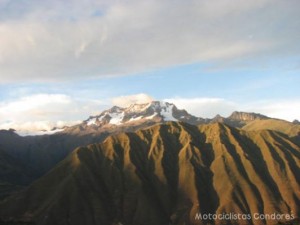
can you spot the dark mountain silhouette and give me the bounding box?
[0,148,36,199]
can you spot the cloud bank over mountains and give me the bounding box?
[166,97,300,121]
[0,94,103,133]
[0,93,299,133]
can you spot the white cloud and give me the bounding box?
[240,100,300,122]
[0,94,106,133]
[112,93,153,107]
[0,120,80,135]
[165,97,300,121]
[0,0,299,82]
[164,97,237,118]
[0,94,71,114]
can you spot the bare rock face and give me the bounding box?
[209,111,269,128]
[228,111,269,121]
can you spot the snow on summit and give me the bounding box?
[84,101,186,127]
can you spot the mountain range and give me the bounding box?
[0,101,299,225]
[1,101,298,178]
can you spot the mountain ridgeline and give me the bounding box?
[0,122,299,225]
[0,101,299,179]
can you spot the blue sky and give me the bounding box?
[0,0,299,132]
[1,61,299,102]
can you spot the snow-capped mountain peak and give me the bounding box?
[126,102,152,113]
[83,101,192,128]
[12,101,275,136]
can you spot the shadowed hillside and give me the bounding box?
[0,122,299,225]
[0,149,36,199]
